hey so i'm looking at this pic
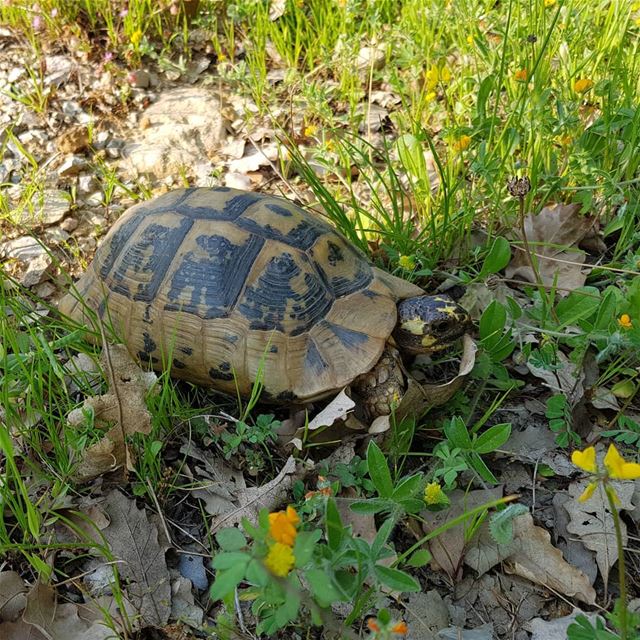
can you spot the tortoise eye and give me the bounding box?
[433,320,451,334]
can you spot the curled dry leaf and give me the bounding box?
[209,456,310,533]
[0,582,114,640]
[506,203,598,294]
[67,344,157,481]
[465,512,596,605]
[565,478,635,589]
[0,571,27,622]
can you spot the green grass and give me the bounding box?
[1,0,640,637]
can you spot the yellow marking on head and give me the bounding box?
[421,334,438,347]
[401,318,426,335]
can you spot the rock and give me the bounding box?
[56,126,89,154]
[84,192,104,207]
[2,236,44,261]
[1,237,52,287]
[121,87,224,181]
[15,189,71,226]
[60,217,79,232]
[18,129,48,147]
[224,172,252,190]
[44,55,76,85]
[105,145,120,159]
[44,227,70,244]
[356,45,386,71]
[77,174,96,193]
[127,69,151,88]
[57,155,86,177]
[93,131,111,149]
[21,253,53,287]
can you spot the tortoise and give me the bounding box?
[59,187,471,417]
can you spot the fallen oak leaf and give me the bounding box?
[506,203,597,294]
[209,456,310,533]
[465,512,596,605]
[67,344,157,481]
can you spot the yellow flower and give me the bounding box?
[264,542,295,577]
[425,91,437,102]
[268,506,300,546]
[398,255,416,270]
[556,134,572,146]
[304,124,318,137]
[424,482,445,505]
[514,68,528,82]
[571,446,597,473]
[425,65,451,89]
[544,0,556,6]
[635,17,640,27]
[578,482,597,502]
[573,78,594,93]
[452,135,472,152]
[604,444,640,480]
[130,29,143,46]
[467,35,474,45]
[632,1,640,10]
[618,314,632,329]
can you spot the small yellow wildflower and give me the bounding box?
[635,17,640,27]
[571,446,597,473]
[304,123,318,138]
[467,35,474,45]
[452,134,472,152]
[425,91,437,102]
[556,134,572,146]
[425,65,451,90]
[130,29,143,47]
[264,542,295,577]
[573,78,594,93]
[514,68,528,82]
[618,313,632,329]
[268,505,300,546]
[632,1,640,10]
[544,0,556,6]
[398,255,416,271]
[578,482,598,502]
[424,482,445,505]
[217,51,227,62]
[604,444,640,480]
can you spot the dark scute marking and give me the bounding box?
[276,390,297,402]
[138,351,159,364]
[219,361,231,371]
[209,367,233,381]
[173,359,186,369]
[327,241,344,266]
[224,334,238,343]
[265,203,294,217]
[223,192,264,219]
[323,321,369,349]
[97,299,107,319]
[304,339,327,376]
[362,289,378,299]
[270,345,278,353]
[214,186,231,192]
[164,233,264,319]
[329,247,373,297]
[236,216,327,251]
[108,218,194,302]
[180,346,193,355]
[143,304,153,324]
[142,332,157,353]
[97,214,145,281]
[238,252,333,333]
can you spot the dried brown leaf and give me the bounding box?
[565,478,635,588]
[0,571,27,622]
[210,456,309,532]
[99,490,171,627]
[67,344,157,480]
[506,203,597,293]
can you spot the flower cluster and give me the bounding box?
[367,617,408,637]
[572,444,640,502]
[264,506,300,576]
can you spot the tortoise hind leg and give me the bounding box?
[351,346,404,419]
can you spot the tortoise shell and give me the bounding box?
[60,187,423,402]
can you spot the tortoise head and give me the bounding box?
[393,295,471,355]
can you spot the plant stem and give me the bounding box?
[605,484,627,640]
